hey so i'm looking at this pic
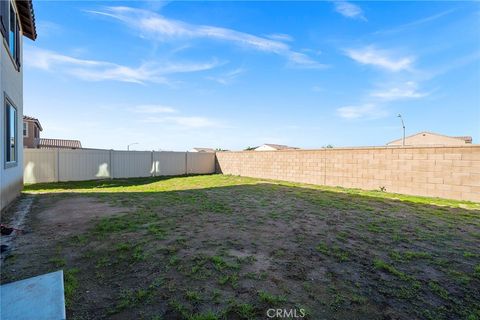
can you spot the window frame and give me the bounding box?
[2,0,21,71]
[4,94,18,168]
[23,121,28,137]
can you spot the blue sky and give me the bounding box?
[24,1,480,151]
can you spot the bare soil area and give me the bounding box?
[1,175,479,320]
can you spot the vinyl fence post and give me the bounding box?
[56,148,60,182]
[109,149,113,180]
[151,150,155,177]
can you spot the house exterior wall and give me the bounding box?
[388,132,470,146]
[0,13,24,211]
[23,120,39,148]
[216,146,480,202]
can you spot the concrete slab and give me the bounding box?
[0,270,66,320]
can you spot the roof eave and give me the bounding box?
[15,0,37,40]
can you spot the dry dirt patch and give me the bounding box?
[1,175,479,320]
[34,196,130,236]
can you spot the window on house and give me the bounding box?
[0,1,20,68]
[23,122,28,137]
[5,100,17,165]
[9,4,16,58]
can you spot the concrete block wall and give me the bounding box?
[215,146,480,202]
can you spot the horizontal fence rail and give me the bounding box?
[24,149,215,184]
[215,146,480,202]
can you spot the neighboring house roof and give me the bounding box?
[15,0,37,40]
[387,131,473,145]
[191,148,215,152]
[38,138,82,149]
[256,144,299,150]
[453,136,473,144]
[23,115,43,131]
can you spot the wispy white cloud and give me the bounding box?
[336,81,428,120]
[143,116,223,128]
[266,33,294,42]
[287,52,328,69]
[370,81,429,100]
[419,51,480,81]
[132,105,177,113]
[301,48,323,56]
[207,68,246,85]
[333,1,367,21]
[26,47,102,70]
[345,46,414,72]
[25,46,221,84]
[87,6,326,69]
[35,20,63,37]
[374,9,455,35]
[168,116,220,128]
[131,102,225,128]
[337,104,387,120]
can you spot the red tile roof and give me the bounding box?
[15,0,37,40]
[23,115,43,131]
[38,138,82,149]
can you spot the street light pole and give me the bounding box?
[397,114,405,146]
[127,142,139,151]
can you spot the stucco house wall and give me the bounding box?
[1,1,24,211]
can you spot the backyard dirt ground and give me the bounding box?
[1,174,479,320]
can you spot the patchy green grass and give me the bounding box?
[49,257,67,268]
[316,242,349,262]
[374,259,410,280]
[23,174,480,210]
[0,174,477,320]
[64,268,80,307]
[474,264,480,279]
[429,281,450,300]
[258,291,287,305]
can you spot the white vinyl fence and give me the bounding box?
[24,149,215,184]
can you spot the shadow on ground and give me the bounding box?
[2,175,479,320]
[23,175,183,191]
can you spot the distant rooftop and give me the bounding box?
[38,138,82,149]
[256,144,299,151]
[191,147,215,152]
[23,115,43,131]
[387,131,473,146]
[453,136,473,143]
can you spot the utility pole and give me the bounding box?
[397,114,405,146]
[127,142,139,151]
